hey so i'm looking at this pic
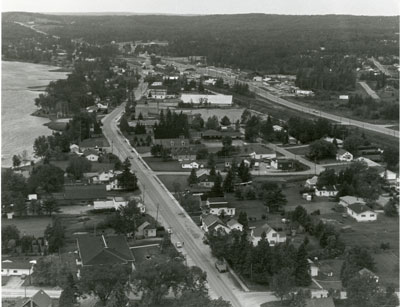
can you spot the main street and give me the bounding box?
[102,82,247,307]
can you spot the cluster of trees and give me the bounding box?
[341,247,399,307]
[289,206,346,259]
[150,144,172,161]
[207,229,311,287]
[33,132,70,159]
[153,110,190,139]
[348,94,399,120]
[287,117,336,144]
[307,139,337,161]
[232,82,254,97]
[36,238,231,307]
[116,158,138,191]
[295,55,357,91]
[317,162,383,201]
[1,225,46,255]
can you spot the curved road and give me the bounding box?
[102,84,245,307]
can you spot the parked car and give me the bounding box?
[175,242,183,248]
[215,260,228,273]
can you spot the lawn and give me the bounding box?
[143,157,191,172]
[157,174,189,193]
[2,216,52,237]
[51,160,114,172]
[285,146,310,156]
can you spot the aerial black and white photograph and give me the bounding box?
[1,0,399,306]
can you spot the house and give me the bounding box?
[148,84,167,99]
[359,268,379,282]
[323,137,343,147]
[28,194,38,201]
[270,158,295,170]
[136,222,157,238]
[336,149,353,162]
[172,148,197,161]
[295,89,314,96]
[355,157,381,167]
[305,297,335,307]
[180,93,233,106]
[339,196,366,207]
[347,203,377,222]
[272,125,284,132]
[1,259,36,276]
[308,259,319,277]
[197,173,215,188]
[70,144,80,154]
[153,137,189,149]
[249,223,286,246]
[253,76,263,82]
[305,176,318,188]
[249,151,276,160]
[206,197,236,216]
[79,137,110,151]
[201,129,222,139]
[380,169,397,181]
[288,136,297,145]
[339,95,349,100]
[76,235,134,267]
[315,185,338,197]
[16,289,52,307]
[227,219,243,232]
[92,170,119,184]
[182,162,200,169]
[201,215,230,233]
[83,149,100,162]
[93,197,128,210]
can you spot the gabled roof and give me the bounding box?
[348,203,374,214]
[306,176,318,185]
[227,219,242,228]
[207,197,228,204]
[17,289,52,307]
[305,297,335,307]
[252,223,275,237]
[202,215,222,227]
[317,185,337,192]
[83,149,99,157]
[2,259,33,270]
[340,196,365,205]
[337,149,351,155]
[138,221,156,231]
[77,235,134,266]
[209,203,234,209]
[359,267,378,279]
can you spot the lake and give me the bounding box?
[1,61,68,167]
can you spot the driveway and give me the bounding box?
[3,276,24,288]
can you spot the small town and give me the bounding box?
[1,5,399,307]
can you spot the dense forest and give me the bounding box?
[2,12,399,73]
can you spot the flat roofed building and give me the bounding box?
[181,94,233,106]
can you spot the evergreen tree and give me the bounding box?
[294,243,311,286]
[237,211,248,228]
[188,169,198,185]
[223,168,235,193]
[210,172,223,196]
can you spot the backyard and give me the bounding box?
[2,216,52,237]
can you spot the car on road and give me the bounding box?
[215,260,228,273]
[167,228,173,234]
[175,242,183,248]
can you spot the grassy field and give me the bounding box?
[176,107,245,123]
[285,146,310,156]
[2,216,52,237]
[157,174,189,193]
[143,157,191,172]
[51,160,114,172]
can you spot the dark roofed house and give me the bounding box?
[347,203,377,222]
[76,235,134,269]
[51,184,107,205]
[16,289,52,307]
[172,147,197,161]
[201,214,230,233]
[359,268,379,282]
[79,137,110,151]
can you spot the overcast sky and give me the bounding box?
[2,0,399,16]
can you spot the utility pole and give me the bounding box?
[156,203,160,224]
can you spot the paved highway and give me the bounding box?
[102,83,245,307]
[164,58,399,139]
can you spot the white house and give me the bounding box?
[70,144,80,154]
[249,151,276,160]
[93,197,128,210]
[315,185,338,197]
[201,215,230,233]
[305,176,318,188]
[206,197,236,216]
[380,170,397,181]
[339,95,349,100]
[295,89,314,96]
[1,259,36,276]
[182,162,200,169]
[227,219,243,232]
[92,170,120,184]
[136,221,157,238]
[308,259,319,277]
[273,125,284,132]
[250,223,286,246]
[323,137,343,147]
[336,149,353,162]
[347,203,377,222]
[253,76,263,82]
[28,194,38,201]
[339,196,366,207]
